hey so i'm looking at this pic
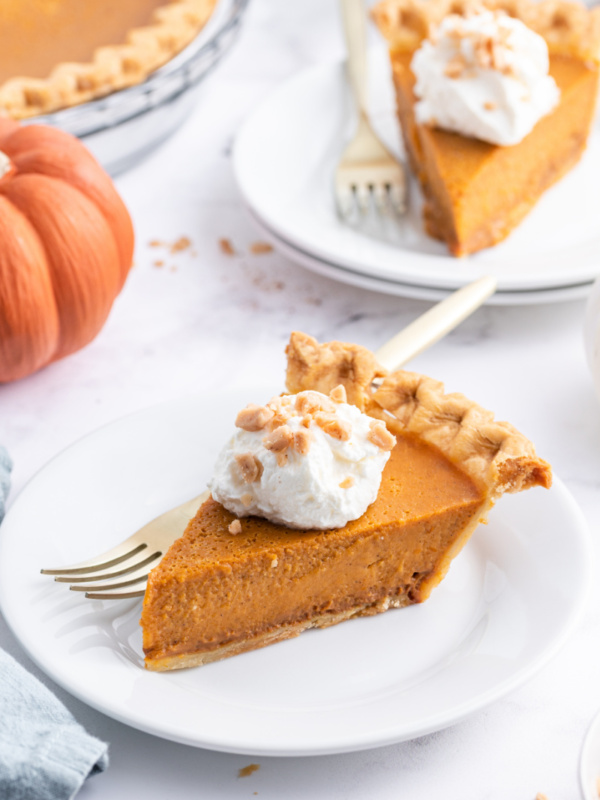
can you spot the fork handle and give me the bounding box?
[375,276,498,372]
[340,0,368,115]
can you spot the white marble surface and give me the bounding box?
[1,1,600,798]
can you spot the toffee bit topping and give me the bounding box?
[241,493,253,507]
[293,429,312,455]
[368,421,396,451]
[467,21,516,76]
[295,391,335,416]
[236,404,274,432]
[235,452,264,483]
[262,424,294,454]
[329,384,347,404]
[445,55,466,78]
[301,414,312,428]
[228,519,242,534]
[483,100,497,110]
[267,411,291,431]
[314,412,351,441]
[339,476,355,489]
[265,396,293,430]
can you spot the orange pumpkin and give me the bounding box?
[0,118,134,382]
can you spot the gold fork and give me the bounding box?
[41,493,208,600]
[41,276,497,600]
[335,0,406,219]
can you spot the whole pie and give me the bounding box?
[372,0,600,256]
[141,332,551,671]
[0,0,218,119]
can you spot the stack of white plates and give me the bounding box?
[233,46,600,305]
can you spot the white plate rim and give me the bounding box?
[246,206,593,307]
[0,393,593,756]
[580,706,600,799]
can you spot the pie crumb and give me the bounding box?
[170,236,191,254]
[238,764,260,778]
[250,241,273,255]
[153,260,164,268]
[228,519,242,535]
[271,557,278,568]
[219,238,236,256]
[535,793,549,800]
[339,476,355,489]
[483,100,497,110]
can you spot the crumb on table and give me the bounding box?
[219,238,236,255]
[238,763,260,778]
[249,241,273,255]
[170,236,191,254]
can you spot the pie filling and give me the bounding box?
[0,0,166,83]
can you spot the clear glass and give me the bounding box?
[27,0,250,175]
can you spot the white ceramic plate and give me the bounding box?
[581,708,600,799]
[0,392,592,756]
[233,46,600,295]
[247,206,594,306]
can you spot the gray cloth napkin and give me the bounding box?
[0,446,109,800]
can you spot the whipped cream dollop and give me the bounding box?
[411,10,560,146]
[209,388,396,530]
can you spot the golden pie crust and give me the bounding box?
[141,332,551,671]
[0,0,218,119]
[372,0,600,61]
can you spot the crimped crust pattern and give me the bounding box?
[371,372,552,497]
[0,0,217,119]
[285,330,387,411]
[286,332,552,498]
[372,0,600,61]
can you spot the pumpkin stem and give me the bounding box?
[0,150,12,180]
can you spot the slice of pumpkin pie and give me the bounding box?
[141,332,551,671]
[372,0,600,256]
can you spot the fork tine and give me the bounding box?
[355,183,371,213]
[41,541,148,576]
[54,550,162,583]
[372,183,389,216]
[334,174,356,219]
[388,181,407,215]
[85,583,147,601]
[70,571,151,593]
